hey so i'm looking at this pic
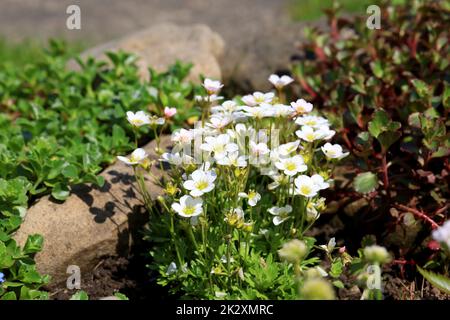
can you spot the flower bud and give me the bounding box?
[290,228,298,237]
[278,239,308,264]
[242,222,253,233]
[363,245,391,264]
[164,182,178,196]
[140,158,152,170]
[300,278,336,300]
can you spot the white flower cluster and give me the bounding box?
[432,220,450,250]
[162,76,349,222]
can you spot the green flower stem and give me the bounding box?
[132,127,138,149]
[170,213,184,269]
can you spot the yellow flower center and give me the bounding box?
[300,185,312,195]
[133,119,143,126]
[182,206,196,216]
[195,180,209,190]
[306,133,315,141]
[213,145,225,153]
[285,162,297,171]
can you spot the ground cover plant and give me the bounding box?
[290,0,450,295]
[118,76,396,300]
[0,41,201,299]
[1,0,449,301]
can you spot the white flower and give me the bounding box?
[291,99,313,115]
[271,103,294,118]
[241,105,273,119]
[311,174,330,190]
[148,115,165,126]
[239,191,261,207]
[432,220,450,249]
[201,134,238,160]
[171,195,203,218]
[269,74,294,89]
[217,152,247,167]
[161,152,193,166]
[306,203,319,222]
[183,169,217,197]
[268,205,292,226]
[277,140,301,157]
[249,141,270,157]
[211,100,238,114]
[320,238,336,253]
[220,255,235,263]
[296,125,325,142]
[207,115,233,130]
[295,115,329,128]
[242,92,275,106]
[117,148,148,165]
[321,143,349,159]
[164,107,177,118]
[268,174,288,190]
[232,207,245,219]
[203,78,223,95]
[306,197,325,222]
[195,94,223,103]
[126,111,150,127]
[316,125,335,140]
[172,129,194,145]
[294,175,320,197]
[275,155,307,176]
[227,123,254,140]
[166,262,178,275]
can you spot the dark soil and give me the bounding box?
[47,216,450,300]
[47,240,170,300]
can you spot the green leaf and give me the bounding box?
[443,83,450,110]
[51,183,70,201]
[377,131,401,151]
[368,110,401,150]
[370,61,384,78]
[0,242,14,268]
[23,234,44,254]
[96,176,105,188]
[62,165,79,180]
[411,79,431,99]
[354,172,379,194]
[1,291,17,300]
[330,259,343,278]
[70,290,89,300]
[114,292,129,300]
[417,266,450,294]
[332,280,345,289]
[368,110,390,138]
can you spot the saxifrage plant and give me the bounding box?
[118,75,393,299]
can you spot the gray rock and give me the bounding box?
[75,23,225,83]
[14,136,171,284]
